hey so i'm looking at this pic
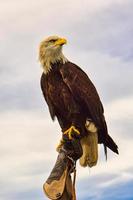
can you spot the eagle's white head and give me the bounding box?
[39,35,68,74]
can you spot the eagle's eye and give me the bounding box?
[49,39,57,43]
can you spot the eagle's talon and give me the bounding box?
[63,125,80,140]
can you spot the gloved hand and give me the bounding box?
[43,148,73,199]
[62,136,83,161]
[43,134,82,199]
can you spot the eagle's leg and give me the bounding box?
[79,120,98,167]
[63,125,80,140]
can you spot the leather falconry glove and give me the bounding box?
[43,128,83,200]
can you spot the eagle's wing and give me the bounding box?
[60,62,118,154]
[60,62,105,133]
[40,73,56,120]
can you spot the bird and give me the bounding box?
[39,35,118,167]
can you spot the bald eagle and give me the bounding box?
[39,36,118,167]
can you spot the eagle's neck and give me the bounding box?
[40,51,68,74]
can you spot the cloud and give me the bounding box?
[65,0,133,61]
[77,178,133,200]
[0,81,44,111]
[0,111,61,200]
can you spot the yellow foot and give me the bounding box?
[63,125,80,140]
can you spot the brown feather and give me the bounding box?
[40,61,118,155]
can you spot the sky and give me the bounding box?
[0,0,133,199]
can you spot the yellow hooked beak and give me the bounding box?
[55,38,67,46]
